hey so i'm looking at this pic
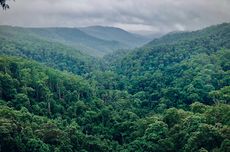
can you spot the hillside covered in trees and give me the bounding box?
[0,26,149,57]
[0,23,230,152]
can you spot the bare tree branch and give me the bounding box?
[0,0,13,10]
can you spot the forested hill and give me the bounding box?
[0,25,149,57]
[0,25,102,75]
[79,26,149,47]
[0,23,230,152]
[146,23,230,47]
[105,22,230,108]
[106,23,230,70]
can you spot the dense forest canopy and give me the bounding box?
[104,23,230,108]
[0,23,230,152]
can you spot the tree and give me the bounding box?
[0,0,9,10]
[184,124,223,151]
[26,139,50,152]
[11,93,30,110]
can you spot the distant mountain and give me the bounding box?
[107,23,230,66]
[80,26,150,47]
[0,26,150,57]
[145,23,230,47]
[0,25,101,75]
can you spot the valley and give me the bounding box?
[0,23,230,152]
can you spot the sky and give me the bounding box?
[0,0,230,35]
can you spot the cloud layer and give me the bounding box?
[1,0,230,34]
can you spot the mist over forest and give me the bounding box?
[0,0,230,152]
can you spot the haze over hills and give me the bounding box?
[0,25,150,57]
[105,23,230,67]
[79,26,150,47]
[0,26,102,75]
[145,23,230,47]
[1,0,230,151]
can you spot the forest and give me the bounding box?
[0,23,230,152]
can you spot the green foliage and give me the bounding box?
[0,23,230,151]
[106,23,230,108]
[0,25,148,57]
[0,56,95,117]
[0,26,101,75]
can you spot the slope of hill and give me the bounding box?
[145,23,230,47]
[105,23,230,107]
[80,26,150,47]
[0,26,100,75]
[0,26,149,57]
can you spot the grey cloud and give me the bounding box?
[0,0,230,34]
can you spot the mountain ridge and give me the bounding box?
[79,25,150,46]
[0,25,150,57]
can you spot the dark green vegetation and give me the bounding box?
[0,25,101,75]
[105,23,230,108]
[0,23,230,152]
[0,25,149,57]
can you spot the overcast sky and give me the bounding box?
[0,0,230,34]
